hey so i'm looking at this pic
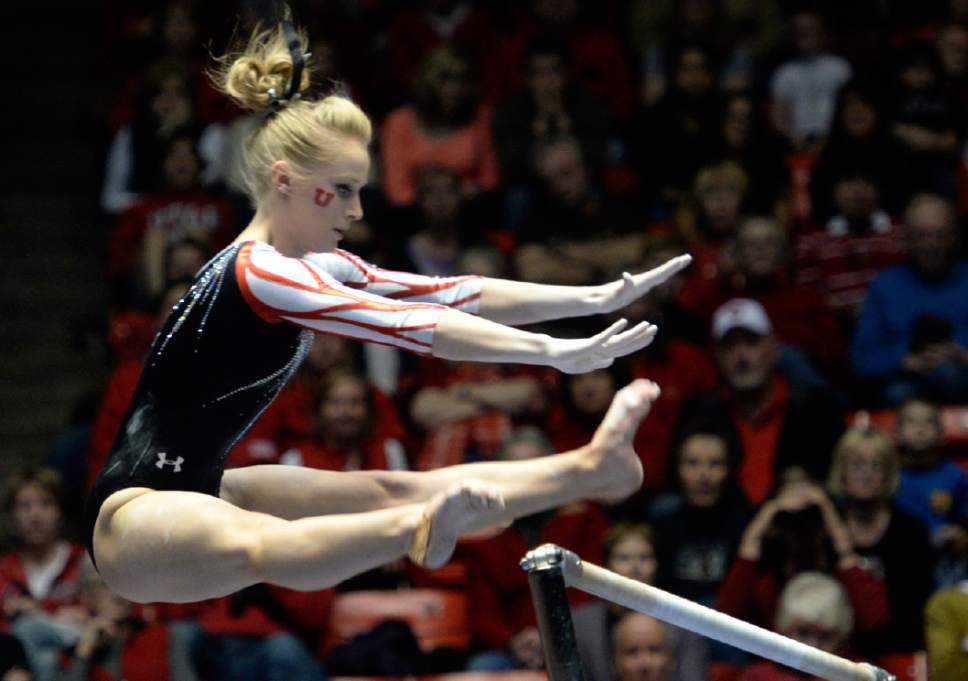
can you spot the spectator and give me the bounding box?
[893,398,968,585]
[280,368,408,472]
[826,427,934,655]
[682,216,846,375]
[228,335,401,469]
[515,136,646,284]
[769,10,851,150]
[631,44,723,204]
[629,0,783,106]
[406,356,549,470]
[380,47,500,207]
[493,0,636,122]
[809,79,904,221]
[463,427,608,671]
[673,160,748,290]
[0,470,86,681]
[796,166,906,322]
[925,579,968,681]
[851,194,968,405]
[572,523,709,681]
[888,42,964,201]
[739,572,854,681]
[651,422,751,606]
[715,93,790,214]
[191,583,331,681]
[936,23,968,110]
[109,134,234,306]
[101,61,226,215]
[717,480,889,637]
[611,613,674,681]
[492,38,608,187]
[384,0,499,104]
[54,557,162,681]
[384,167,496,277]
[677,298,844,504]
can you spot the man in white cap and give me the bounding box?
[675,298,844,504]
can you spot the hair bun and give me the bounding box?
[212,24,311,112]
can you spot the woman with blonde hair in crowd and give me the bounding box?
[83,17,690,606]
[827,425,934,657]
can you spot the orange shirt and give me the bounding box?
[379,105,500,205]
[733,377,789,504]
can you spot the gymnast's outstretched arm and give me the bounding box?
[475,253,692,326]
[306,247,691,327]
[239,241,659,374]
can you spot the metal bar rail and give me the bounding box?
[520,544,894,681]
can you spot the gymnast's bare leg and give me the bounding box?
[92,380,657,604]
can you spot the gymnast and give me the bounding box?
[83,20,690,605]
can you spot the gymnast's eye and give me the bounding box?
[336,184,353,198]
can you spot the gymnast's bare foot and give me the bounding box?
[413,480,506,569]
[586,379,660,501]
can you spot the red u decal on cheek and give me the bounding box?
[314,188,335,207]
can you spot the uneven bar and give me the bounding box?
[521,544,894,681]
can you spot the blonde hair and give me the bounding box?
[776,572,854,639]
[827,427,899,499]
[211,23,372,204]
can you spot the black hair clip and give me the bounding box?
[262,13,310,123]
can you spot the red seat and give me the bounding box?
[325,589,470,652]
[875,651,927,681]
[707,661,744,681]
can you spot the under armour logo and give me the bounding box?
[156,452,184,472]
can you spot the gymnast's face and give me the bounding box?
[275,139,369,254]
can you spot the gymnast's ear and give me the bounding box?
[271,160,292,196]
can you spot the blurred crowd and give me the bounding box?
[4,0,968,680]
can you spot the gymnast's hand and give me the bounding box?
[547,319,657,374]
[595,253,692,314]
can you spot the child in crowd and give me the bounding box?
[894,398,968,585]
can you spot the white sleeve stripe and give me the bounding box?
[280,316,435,355]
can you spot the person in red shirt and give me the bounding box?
[796,167,905,322]
[1,469,87,681]
[718,480,889,640]
[675,298,845,505]
[281,368,408,472]
[380,47,500,207]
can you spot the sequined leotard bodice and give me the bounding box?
[84,240,482,563]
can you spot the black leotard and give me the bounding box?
[84,240,481,566]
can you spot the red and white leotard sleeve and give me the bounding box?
[304,248,483,312]
[235,241,482,356]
